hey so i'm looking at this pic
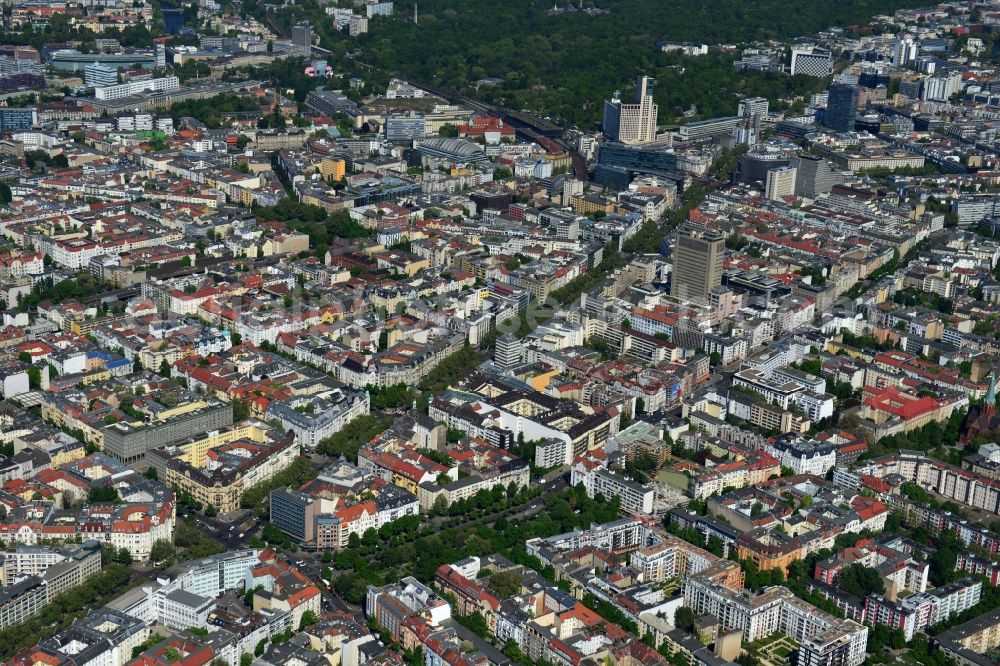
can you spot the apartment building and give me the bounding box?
[864,578,982,641]
[815,540,928,598]
[366,577,452,641]
[416,441,530,511]
[684,578,867,665]
[23,607,149,666]
[0,577,47,630]
[629,534,744,588]
[937,607,1000,663]
[764,438,838,477]
[868,451,1000,516]
[956,552,1000,587]
[270,460,419,550]
[148,424,300,514]
[569,461,655,515]
[1,542,101,586]
[0,480,175,563]
[732,368,835,422]
[266,389,370,450]
[797,630,854,666]
[735,527,806,574]
[104,400,234,464]
[430,384,614,468]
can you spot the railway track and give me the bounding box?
[378,79,589,177]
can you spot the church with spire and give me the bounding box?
[961,373,999,445]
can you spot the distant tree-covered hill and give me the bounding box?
[254,0,937,127]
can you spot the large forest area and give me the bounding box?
[256,0,940,127]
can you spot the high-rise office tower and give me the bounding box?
[922,71,961,101]
[292,22,314,53]
[790,153,845,198]
[670,225,725,305]
[790,48,833,77]
[825,83,858,132]
[84,62,118,88]
[737,97,769,121]
[765,166,797,201]
[898,77,922,99]
[737,96,768,144]
[893,37,918,67]
[603,75,658,144]
[494,334,523,370]
[733,117,757,146]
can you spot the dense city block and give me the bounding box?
[2,2,1000,666]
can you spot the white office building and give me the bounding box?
[765,166,797,201]
[893,37,918,67]
[154,587,215,630]
[174,549,261,598]
[738,97,770,119]
[791,48,833,77]
[94,75,179,101]
[922,71,962,102]
[85,62,118,88]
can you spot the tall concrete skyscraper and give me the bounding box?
[494,334,523,371]
[893,37,918,67]
[825,83,858,132]
[765,166,797,201]
[737,96,769,122]
[603,75,658,144]
[790,153,845,198]
[292,22,314,55]
[670,225,725,305]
